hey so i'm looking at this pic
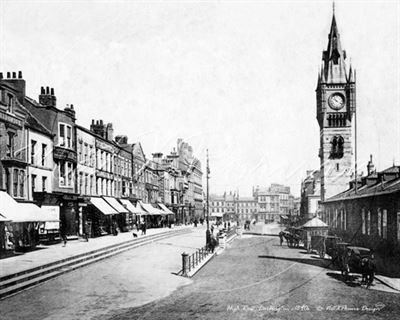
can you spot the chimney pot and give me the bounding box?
[41,87,45,94]
[7,72,10,78]
[100,120,103,125]
[92,119,95,125]
[70,104,74,109]
[46,86,50,94]
[0,72,3,79]
[51,88,54,95]
[18,71,22,79]
[12,72,16,78]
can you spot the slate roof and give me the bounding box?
[22,98,53,136]
[324,166,400,203]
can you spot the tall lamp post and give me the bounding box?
[206,149,211,245]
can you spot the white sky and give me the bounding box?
[1,0,399,197]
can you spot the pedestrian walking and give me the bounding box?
[279,231,284,246]
[141,222,147,235]
[60,222,67,247]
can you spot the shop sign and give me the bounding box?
[53,146,77,162]
[96,170,113,179]
[0,110,23,127]
[96,139,114,152]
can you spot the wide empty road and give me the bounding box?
[110,234,400,320]
[0,227,207,320]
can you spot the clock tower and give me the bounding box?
[316,9,356,201]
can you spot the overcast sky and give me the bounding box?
[1,0,399,197]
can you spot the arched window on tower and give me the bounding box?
[330,136,344,159]
[337,136,344,158]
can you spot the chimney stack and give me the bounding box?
[106,123,113,141]
[39,86,57,108]
[2,71,26,101]
[90,119,106,138]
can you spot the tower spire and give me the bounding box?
[322,4,347,84]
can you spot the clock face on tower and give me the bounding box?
[328,93,345,110]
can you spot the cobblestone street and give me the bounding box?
[107,235,400,320]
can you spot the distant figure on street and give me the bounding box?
[141,222,147,235]
[279,231,284,246]
[211,225,214,234]
[194,219,198,227]
[60,223,67,247]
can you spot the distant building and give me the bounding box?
[237,197,257,223]
[253,184,295,222]
[300,170,321,220]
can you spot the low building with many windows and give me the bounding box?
[321,158,400,260]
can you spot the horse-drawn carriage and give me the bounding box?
[340,245,375,287]
[279,228,302,248]
[310,235,342,258]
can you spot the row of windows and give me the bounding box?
[30,140,48,167]
[324,207,400,241]
[31,174,47,194]
[78,141,95,167]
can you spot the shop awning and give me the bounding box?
[103,197,129,213]
[152,204,168,215]
[90,197,118,215]
[120,199,140,214]
[158,203,175,215]
[134,203,148,215]
[0,191,59,222]
[138,201,160,215]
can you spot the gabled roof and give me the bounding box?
[302,216,328,228]
[21,98,53,136]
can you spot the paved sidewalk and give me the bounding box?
[375,275,400,292]
[0,226,190,278]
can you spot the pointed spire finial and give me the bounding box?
[333,1,335,15]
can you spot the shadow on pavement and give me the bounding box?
[326,272,362,288]
[258,254,334,269]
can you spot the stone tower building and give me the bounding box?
[316,9,356,201]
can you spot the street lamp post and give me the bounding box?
[206,149,211,245]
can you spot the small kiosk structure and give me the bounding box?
[301,216,329,252]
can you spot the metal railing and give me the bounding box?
[181,245,212,277]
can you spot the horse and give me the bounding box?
[360,256,375,289]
